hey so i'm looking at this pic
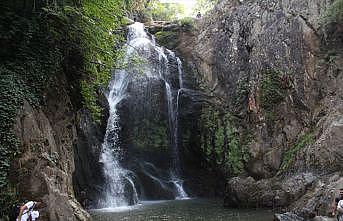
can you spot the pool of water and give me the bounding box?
[90,199,274,221]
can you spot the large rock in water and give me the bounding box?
[12,75,90,220]
[224,173,317,208]
[274,213,305,221]
[274,213,336,221]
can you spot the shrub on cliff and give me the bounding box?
[322,0,343,27]
[179,17,196,31]
[321,0,343,42]
[0,0,128,217]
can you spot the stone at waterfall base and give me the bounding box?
[274,213,336,221]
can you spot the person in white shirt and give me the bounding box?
[17,201,43,221]
[337,200,343,221]
[31,211,40,221]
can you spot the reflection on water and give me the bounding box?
[91,199,274,221]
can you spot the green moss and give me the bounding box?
[200,106,250,176]
[233,77,249,106]
[0,0,128,217]
[321,0,343,29]
[259,70,287,134]
[278,132,315,175]
[178,17,196,31]
[132,119,169,152]
[259,70,285,111]
[155,31,179,49]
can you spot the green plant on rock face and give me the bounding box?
[259,70,284,111]
[178,17,196,31]
[278,132,315,175]
[226,127,244,175]
[321,0,343,29]
[155,31,179,49]
[194,0,219,15]
[200,106,250,176]
[233,77,249,106]
[0,0,128,216]
[133,119,169,152]
[145,1,185,21]
[259,70,286,133]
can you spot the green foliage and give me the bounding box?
[146,1,185,21]
[0,186,18,219]
[200,106,250,176]
[178,17,196,31]
[321,0,343,29]
[0,0,128,217]
[132,119,169,152]
[0,9,66,215]
[194,0,218,15]
[155,31,179,48]
[259,70,284,111]
[73,0,126,120]
[233,77,250,105]
[259,70,286,133]
[225,127,243,175]
[278,132,315,175]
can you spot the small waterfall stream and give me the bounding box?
[99,22,188,208]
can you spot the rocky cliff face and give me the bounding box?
[11,74,96,220]
[158,0,343,217]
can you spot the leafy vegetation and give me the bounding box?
[200,106,250,176]
[194,0,219,15]
[259,70,285,111]
[321,0,343,29]
[132,119,169,152]
[0,0,129,216]
[155,31,179,48]
[178,17,196,31]
[146,1,185,21]
[259,70,287,133]
[278,132,315,175]
[233,77,250,106]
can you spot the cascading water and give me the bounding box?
[158,48,188,199]
[99,22,188,208]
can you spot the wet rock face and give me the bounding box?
[13,75,90,220]
[172,0,342,216]
[119,77,170,169]
[73,109,107,208]
[177,0,327,178]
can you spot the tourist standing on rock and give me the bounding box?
[332,188,343,220]
[16,201,44,221]
[196,12,202,18]
[337,199,343,221]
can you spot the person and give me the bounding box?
[196,11,202,18]
[30,211,40,221]
[337,199,343,221]
[332,189,343,220]
[17,201,43,221]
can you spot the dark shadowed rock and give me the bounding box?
[13,75,90,220]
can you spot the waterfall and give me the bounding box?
[99,22,188,208]
[99,23,148,208]
[161,49,188,199]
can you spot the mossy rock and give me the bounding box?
[155,31,179,49]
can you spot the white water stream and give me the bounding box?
[99,22,188,208]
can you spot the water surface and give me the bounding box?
[91,199,274,221]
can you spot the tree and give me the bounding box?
[194,0,218,14]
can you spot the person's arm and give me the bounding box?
[17,205,28,221]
